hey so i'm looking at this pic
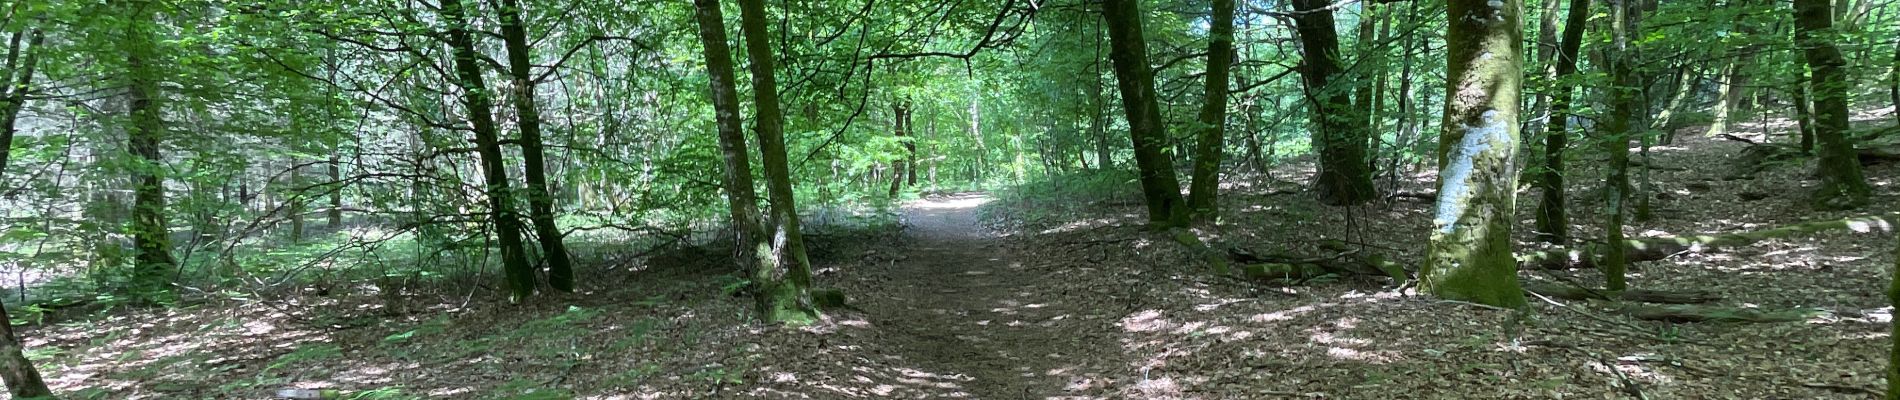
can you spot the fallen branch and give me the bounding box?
[1524,283,1721,304]
[1520,212,1900,269]
[1615,304,1824,323]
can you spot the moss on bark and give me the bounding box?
[1422,0,1529,309]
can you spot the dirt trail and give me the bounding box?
[851,193,1125,398]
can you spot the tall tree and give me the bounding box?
[1186,0,1236,219]
[1291,0,1376,205]
[497,0,575,291]
[1533,0,1589,244]
[1101,0,1188,227]
[1792,0,1871,209]
[889,100,911,197]
[441,0,539,301]
[692,0,770,293]
[122,0,178,298]
[1600,0,1643,291]
[737,0,818,322]
[1422,0,1529,308]
[0,25,56,399]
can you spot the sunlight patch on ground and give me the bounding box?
[910,195,993,210]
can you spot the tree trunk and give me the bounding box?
[1292,0,1377,205]
[327,151,342,228]
[1186,0,1235,220]
[122,3,178,299]
[1527,0,1562,135]
[288,162,304,242]
[889,101,909,197]
[1101,0,1188,227]
[692,0,770,285]
[1534,0,1589,244]
[1600,0,1642,291]
[1890,39,1897,126]
[498,0,576,291]
[441,0,538,302]
[1793,0,1872,209]
[1422,0,1528,308]
[1652,63,1693,144]
[1706,61,1749,137]
[1793,75,1817,153]
[0,26,56,400]
[1890,228,1899,400]
[1088,17,1113,171]
[737,0,817,323]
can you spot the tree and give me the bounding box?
[1600,0,1643,291]
[692,0,771,298]
[1792,0,1871,210]
[1100,0,1187,227]
[121,0,178,299]
[1186,0,1236,219]
[1891,230,1900,400]
[737,0,818,322]
[441,0,539,302]
[0,23,57,400]
[1533,0,1589,244]
[1421,0,1528,308]
[889,100,911,197]
[497,0,575,291]
[1291,0,1376,205]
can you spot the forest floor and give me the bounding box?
[14,109,1900,400]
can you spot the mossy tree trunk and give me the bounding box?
[441,0,539,302]
[1101,0,1188,227]
[1291,0,1376,205]
[1186,0,1235,220]
[692,0,770,285]
[1422,0,1529,309]
[737,0,818,323]
[1533,0,1589,244]
[0,25,56,400]
[121,1,178,300]
[1600,0,1643,291]
[499,0,576,291]
[1793,0,1872,210]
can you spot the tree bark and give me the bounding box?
[1534,0,1589,244]
[498,0,576,291]
[1291,0,1376,205]
[1101,0,1188,227]
[1186,0,1235,220]
[440,0,538,302]
[0,26,56,400]
[1423,0,1528,308]
[692,0,770,285]
[1793,0,1872,209]
[737,0,818,322]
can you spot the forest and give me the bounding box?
[0,0,1898,397]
